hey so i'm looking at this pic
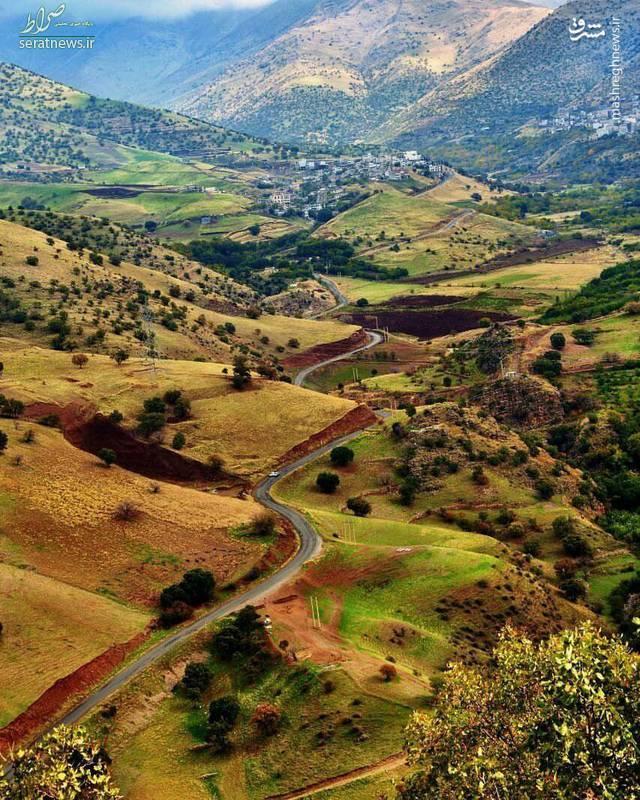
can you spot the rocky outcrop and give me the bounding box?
[473,375,563,429]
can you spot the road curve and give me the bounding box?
[49,328,383,731]
[295,330,383,387]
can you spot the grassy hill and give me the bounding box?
[0,62,275,175]
[0,217,359,368]
[318,185,535,279]
[0,340,358,478]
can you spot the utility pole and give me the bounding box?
[141,306,158,372]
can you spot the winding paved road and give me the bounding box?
[51,327,381,730]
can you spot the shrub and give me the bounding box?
[536,479,555,500]
[380,663,398,682]
[472,465,489,486]
[0,431,7,452]
[399,482,416,506]
[522,538,541,557]
[552,516,574,539]
[113,501,140,522]
[251,703,281,735]
[347,497,372,517]
[554,558,579,580]
[316,471,340,493]
[550,332,566,350]
[330,446,354,467]
[159,601,193,628]
[160,569,215,611]
[251,512,277,536]
[208,454,225,476]
[25,255,39,266]
[563,533,593,558]
[287,338,300,349]
[97,448,117,467]
[573,328,597,346]
[172,432,186,450]
[136,412,165,437]
[560,577,588,601]
[209,696,240,728]
[112,349,129,366]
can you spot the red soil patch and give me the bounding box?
[276,405,377,468]
[24,401,245,486]
[380,295,465,309]
[0,629,150,752]
[284,329,369,368]
[345,309,514,340]
[244,519,298,582]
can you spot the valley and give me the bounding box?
[1,2,640,797]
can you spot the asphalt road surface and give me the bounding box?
[49,325,382,731]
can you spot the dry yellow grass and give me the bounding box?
[0,420,262,602]
[0,218,359,360]
[449,244,619,291]
[0,561,148,726]
[0,341,357,477]
[427,172,513,204]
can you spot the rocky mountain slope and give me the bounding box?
[177,0,549,144]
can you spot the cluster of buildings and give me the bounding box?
[267,151,450,216]
[537,96,639,137]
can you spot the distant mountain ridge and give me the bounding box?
[386,0,640,146]
[0,0,548,145]
[175,0,550,144]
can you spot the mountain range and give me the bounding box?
[0,0,637,150]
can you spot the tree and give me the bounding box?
[550,332,566,350]
[112,349,129,367]
[0,725,120,799]
[207,695,241,752]
[177,661,211,699]
[0,431,7,452]
[573,328,596,346]
[347,497,371,517]
[401,623,640,800]
[316,471,340,494]
[209,695,240,727]
[97,448,117,468]
[232,355,251,390]
[71,353,89,369]
[251,703,281,736]
[182,568,215,605]
[330,446,354,467]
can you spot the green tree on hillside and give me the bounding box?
[400,623,640,800]
[330,446,354,467]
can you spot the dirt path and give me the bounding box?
[263,753,406,800]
